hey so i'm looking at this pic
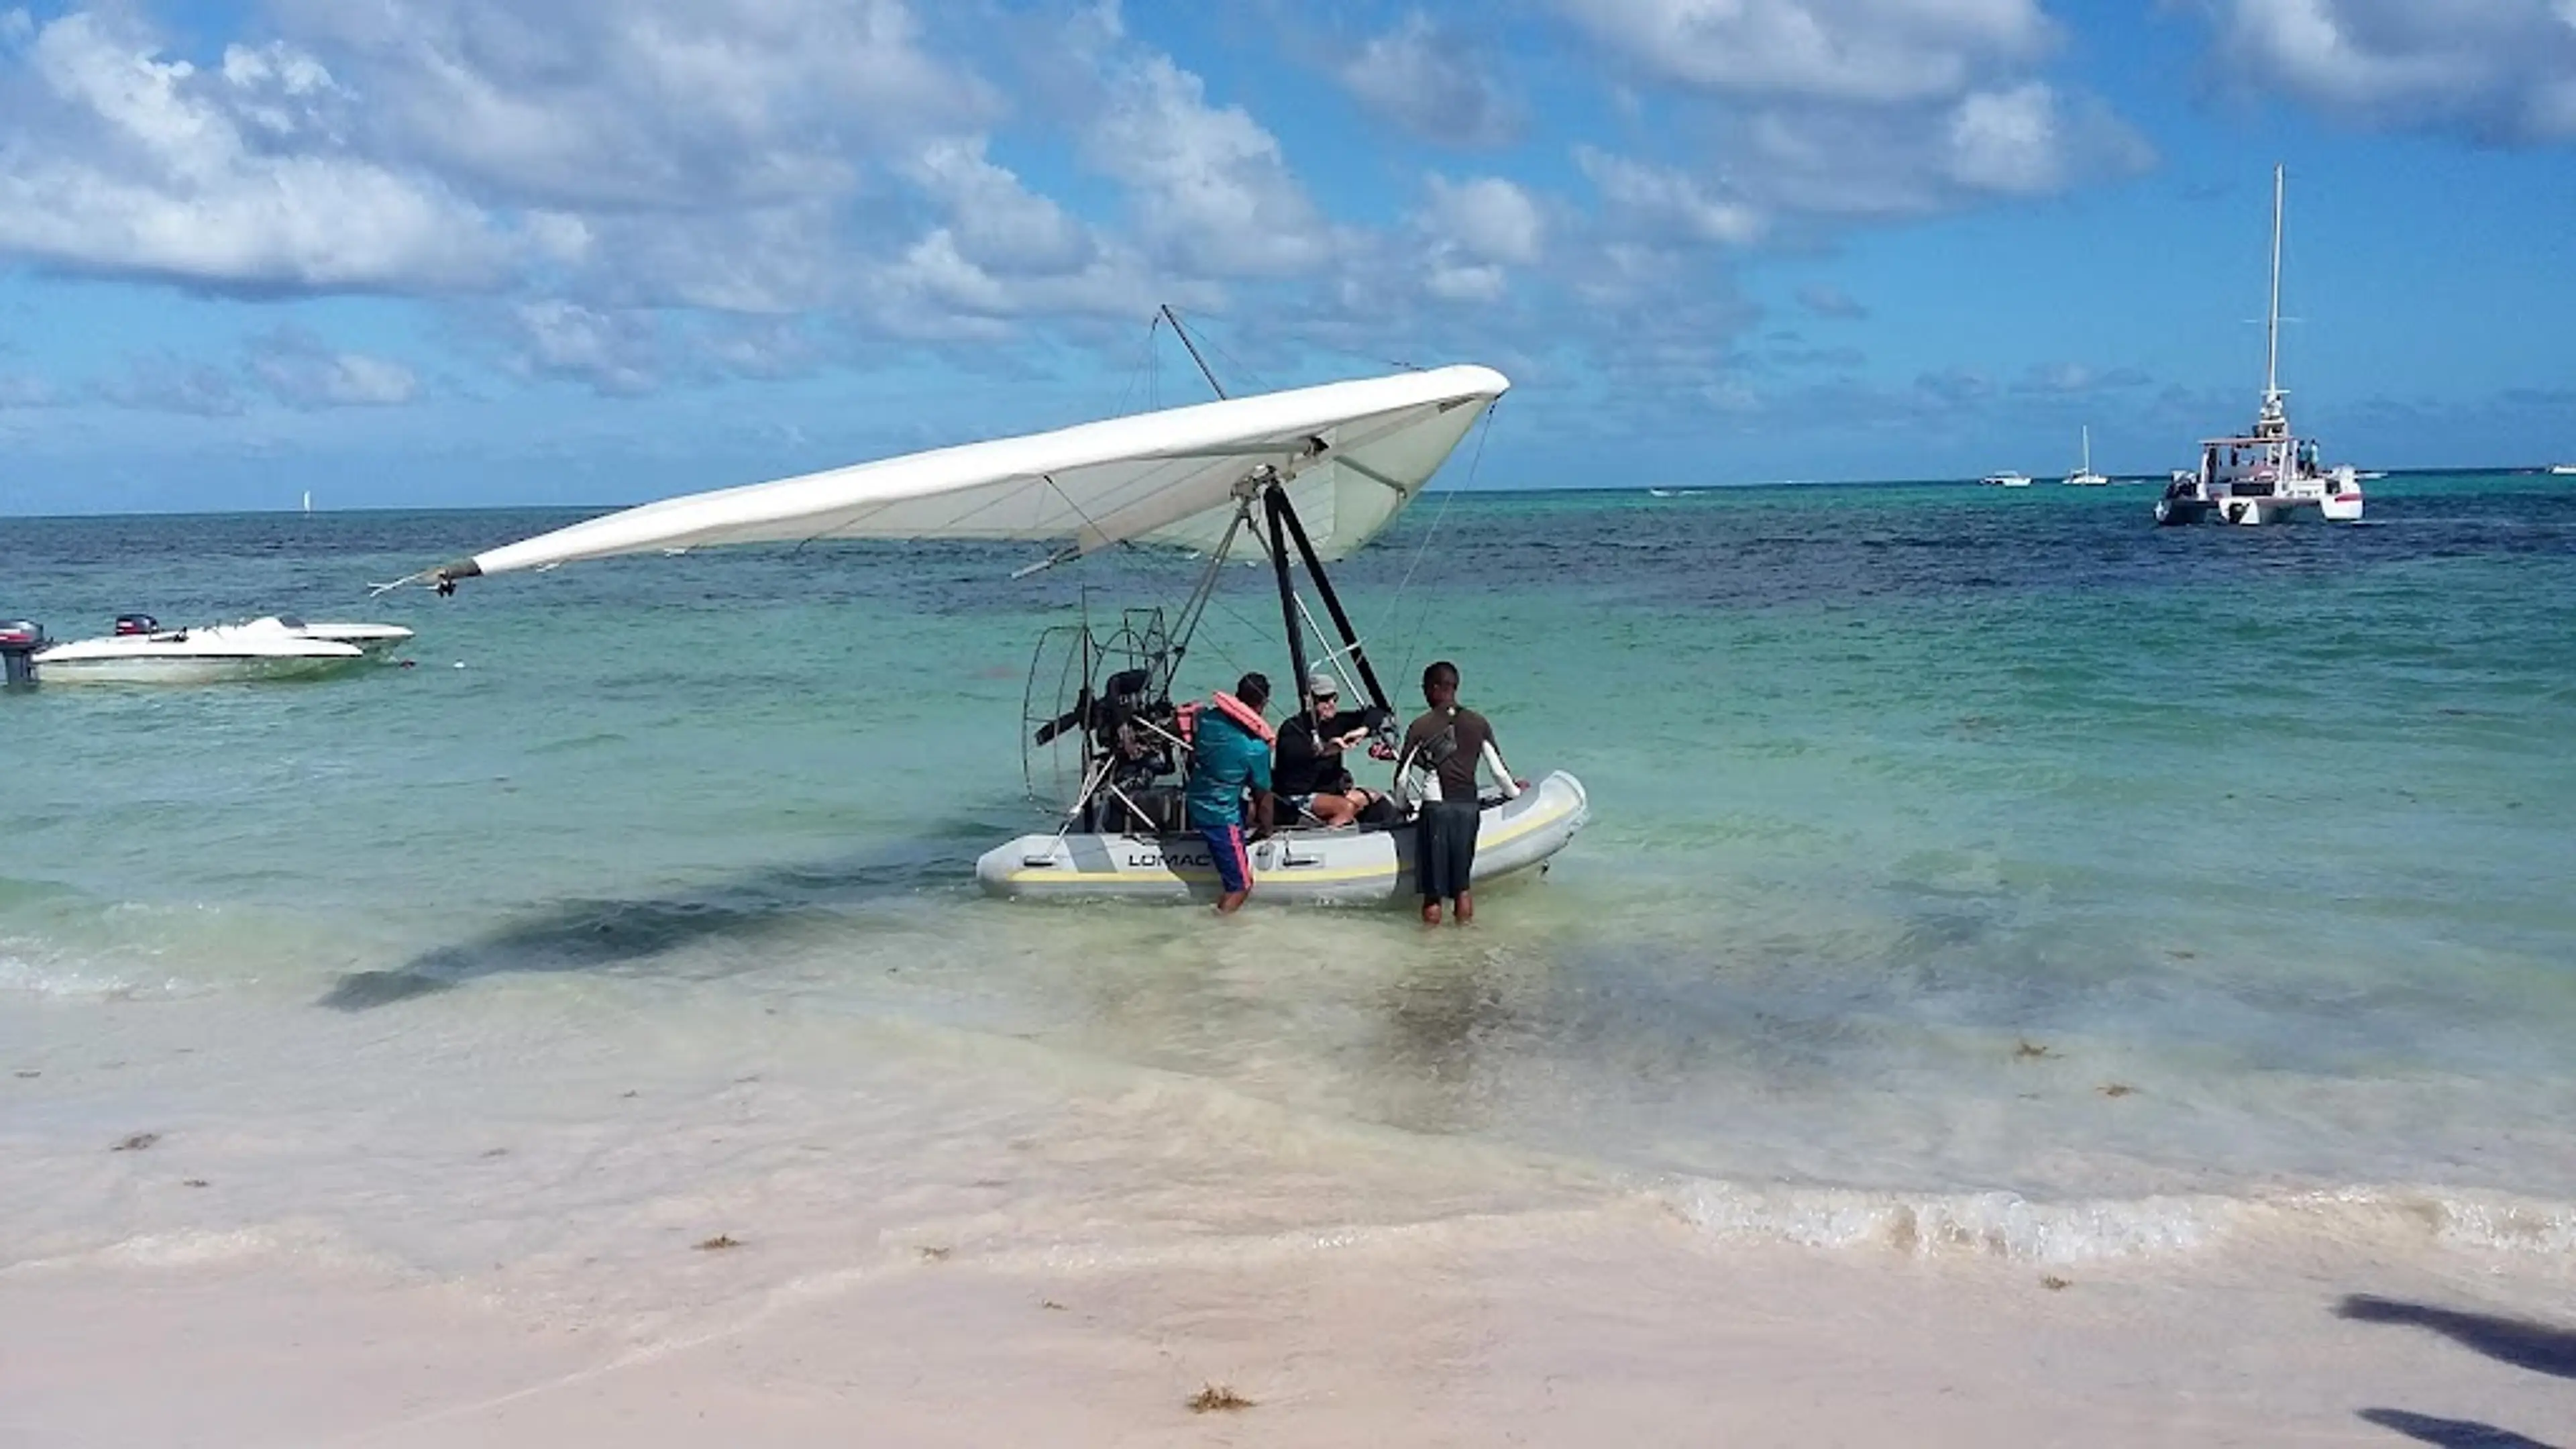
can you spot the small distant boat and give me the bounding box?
[28,614,409,684]
[1981,471,2033,488]
[2550,464,2576,476]
[2064,426,2108,486]
[2155,166,2362,527]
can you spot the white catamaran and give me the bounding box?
[2064,425,2108,486]
[2156,165,2363,527]
[394,337,1589,906]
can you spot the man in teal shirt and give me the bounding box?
[1185,672,1275,914]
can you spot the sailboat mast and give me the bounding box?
[2264,163,2284,407]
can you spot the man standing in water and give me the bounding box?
[1397,660,1519,925]
[1185,672,1275,914]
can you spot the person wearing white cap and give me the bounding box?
[1273,670,1379,828]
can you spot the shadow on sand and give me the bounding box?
[2341,1295,2575,1449]
[2357,1409,2559,1449]
[317,847,971,1010]
[2338,1295,2576,1380]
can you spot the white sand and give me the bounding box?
[9,1207,2572,1447]
[10,987,2573,1446]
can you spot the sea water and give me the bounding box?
[6,475,2576,1326]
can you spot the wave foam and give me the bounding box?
[1666,1177,2576,1264]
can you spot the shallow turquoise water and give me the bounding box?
[7,474,2576,1267]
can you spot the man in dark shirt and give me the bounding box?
[1273,671,1381,826]
[1396,659,1520,925]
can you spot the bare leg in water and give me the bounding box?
[1453,889,1472,926]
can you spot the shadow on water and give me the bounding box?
[317,843,975,1010]
[2337,1295,2576,1379]
[2357,1409,2560,1449]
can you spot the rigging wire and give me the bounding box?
[1375,397,1497,686]
[1163,305,1271,398]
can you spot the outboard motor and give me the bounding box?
[113,613,160,636]
[1,620,45,687]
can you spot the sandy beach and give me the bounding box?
[9,982,2573,1447]
[11,1210,2574,1446]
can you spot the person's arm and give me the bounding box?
[1479,727,1524,799]
[1247,750,1275,838]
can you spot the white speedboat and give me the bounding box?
[2550,464,2576,476]
[296,621,415,655]
[1981,471,2033,488]
[392,312,1585,908]
[32,615,368,684]
[2155,166,2363,527]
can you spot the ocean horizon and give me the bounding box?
[5,462,2567,524]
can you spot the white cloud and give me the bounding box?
[0,372,52,408]
[248,329,421,408]
[1337,13,1519,146]
[0,11,518,290]
[1079,46,1335,278]
[1946,83,2061,193]
[1576,147,1766,245]
[903,139,1095,277]
[1420,176,1545,265]
[262,0,991,209]
[504,300,661,395]
[2199,0,2576,143]
[1551,0,2053,105]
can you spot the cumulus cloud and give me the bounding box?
[1576,146,1766,245]
[503,300,661,395]
[1080,49,1336,277]
[1420,176,1545,265]
[247,328,421,408]
[1719,87,2150,219]
[904,140,1095,278]
[0,11,519,291]
[1548,2,2149,252]
[2195,0,2576,143]
[260,0,992,210]
[1550,0,2053,105]
[1336,13,1520,146]
[1411,178,1544,303]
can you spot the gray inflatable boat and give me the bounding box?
[977,770,1588,905]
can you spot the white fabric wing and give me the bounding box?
[458,366,1507,580]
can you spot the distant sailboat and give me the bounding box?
[302,490,313,515]
[2064,425,2108,486]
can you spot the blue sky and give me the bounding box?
[2,0,2572,513]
